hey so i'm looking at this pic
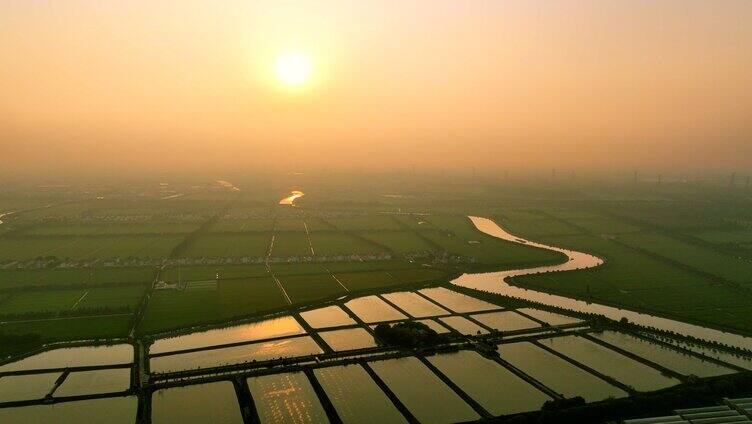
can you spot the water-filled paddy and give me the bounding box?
[657,337,752,370]
[150,336,323,373]
[300,306,356,329]
[0,372,60,402]
[539,335,679,392]
[368,356,480,424]
[500,342,627,401]
[319,328,376,351]
[428,350,551,416]
[470,311,540,332]
[344,296,406,323]
[418,287,499,313]
[381,292,450,317]
[591,331,735,377]
[54,368,131,397]
[438,316,489,335]
[152,381,243,424]
[314,365,407,424]
[150,316,305,354]
[0,344,133,372]
[247,372,329,424]
[0,396,137,423]
[517,308,582,326]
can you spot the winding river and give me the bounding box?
[455,216,752,351]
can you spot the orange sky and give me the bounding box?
[1,1,751,176]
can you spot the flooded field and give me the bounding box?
[0,372,60,402]
[539,335,679,392]
[427,350,551,416]
[590,331,735,377]
[150,316,305,354]
[470,310,541,332]
[517,308,583,326]
[319,328,376,351]
[314,365,407,424]
[0,344,133,372]
[500,342,627,401]
[0,396,137,423]
[438,316,489,335]
[656,336,752,371]
[150,336,323,373]
[418,287,499,313]
[300,306,356,329]
[369,357,480,424]
[54,368,131,397]
[152,381,243,424]
[247,372,329,424]
[381,292,450,318]
[344,296,406,323]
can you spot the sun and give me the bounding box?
[275,52,312,87]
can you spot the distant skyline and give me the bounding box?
[1,0,751,176]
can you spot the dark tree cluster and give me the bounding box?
[374,321,447,347]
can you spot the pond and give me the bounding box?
[318,328,376,351]
[344,296,406,323]
[150,316,305,355]
[247,371,328,424]
[427,350,551,416]
[500,341,627,402]
[54,368,131,397]
[418,287,500,313]
[470,310,541,332]
[0,396,137,423]
[538,335,679,392]
[300,306,356,329]
[0,344,133,372]
[368,356,480,424]
[150,336,323,373]
[590,331,735,378]
[0,372,60,402]
[381,292,450,318]
[152,381,243,424]
[314,364,407,424]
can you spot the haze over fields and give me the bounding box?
[2,0,752,177]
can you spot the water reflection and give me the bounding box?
[150,316,305,355]
[152,382,243,424]
[279,191,305,206]
[0,345,133,372]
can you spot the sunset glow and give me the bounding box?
[275,52,312,87]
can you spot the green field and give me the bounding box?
[183,233,270,258]
[161,264,269,282]
[616,232,752,285]
[0,235,183,261]
[0,267,154,290]
[358,231,436,253]
[272,232,313,256]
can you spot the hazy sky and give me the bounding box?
[1,0,751,176]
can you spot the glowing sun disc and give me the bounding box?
[275,52,312,86]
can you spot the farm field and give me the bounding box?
[22,222,200,236]
[0,267,154,290]
[308,232,386,256]
[616,232,752,285]
[0,235,183,261]
[358,230,436,253]
[183,233,270,258]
